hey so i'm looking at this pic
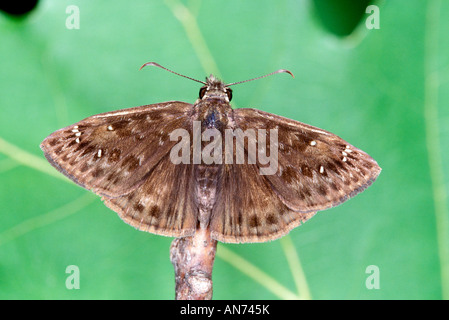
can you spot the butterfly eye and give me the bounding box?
[225,88,233,101]
[199,86,207,99]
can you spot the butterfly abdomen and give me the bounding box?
[194,164,221,227]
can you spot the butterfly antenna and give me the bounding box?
[140,62,207,85]
[226,69,294,87]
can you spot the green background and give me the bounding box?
[1,0,448,299]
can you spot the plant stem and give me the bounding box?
[170,225,217,300]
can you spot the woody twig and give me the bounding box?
[170,225,218,300]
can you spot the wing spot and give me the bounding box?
[333,159,346,170]
[134,202,145,212]
[83,146,97,158]
[124,155,140,172]
[281,166,298,184]
[54,145,63,155]
[301,165,313,178]
[249,215,260,228]
[149,205,161,219]
[318,185,328,196]
[61,153,71,162]
[303,188,311,197]
[330,182,339,191]
[77,142,91,154]
[108,148,121,163]
[47,138,59,147]
[266,214,277,225]
[91,168,104,178]
[80,163,89,172]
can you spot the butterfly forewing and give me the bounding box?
[41,101,193,198]
[233,108,381,213]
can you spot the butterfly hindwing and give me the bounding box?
[210,162,316,243]
[104,154,198,238]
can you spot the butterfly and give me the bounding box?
[40,62,381,243]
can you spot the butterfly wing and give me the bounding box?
[103,155,198,238]
[233,108,381,213]
[210,162,316,243]
[41,101,193,198]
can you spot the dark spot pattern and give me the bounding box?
[149,205,161,219]
[318,185,328,196]
[267,214,277,225]
[108,148,121,163]
[80,163,89,172]
[91,168,104,178]
[281,166,298,184]
[333,159,346,171]
[48,138,58,146]
[54,145,63,155]
[301,165,313,178]
[123,155,140,172]
[81,145,95,157]
[134,203,144,212]
[249,215,260,228]
[75,141,89,153]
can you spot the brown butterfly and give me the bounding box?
[40,62,381,243]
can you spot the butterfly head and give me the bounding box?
[199,75,233,102]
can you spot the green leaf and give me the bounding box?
[0,0,447,299]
